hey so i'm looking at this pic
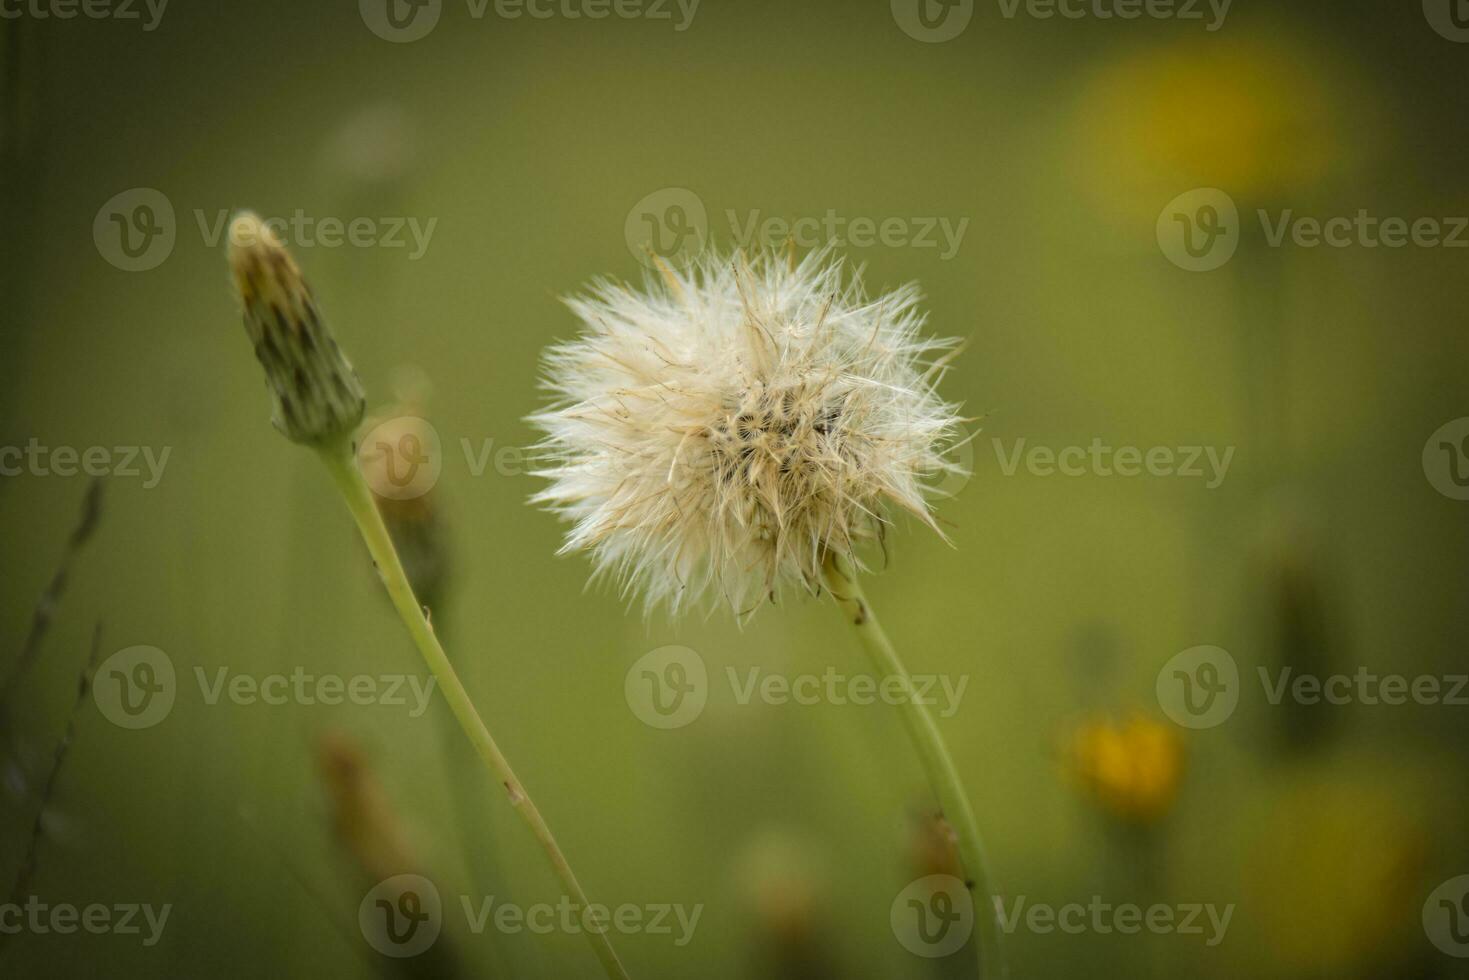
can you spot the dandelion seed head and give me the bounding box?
[529,249,967,618]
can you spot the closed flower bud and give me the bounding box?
[227,212,366,445]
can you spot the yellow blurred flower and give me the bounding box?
[1071,34,1360,228]
[1244,765,1428,973]
[1065,713,1186,824]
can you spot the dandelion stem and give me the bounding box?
[822,552,1004,980]
[318,441,631,980]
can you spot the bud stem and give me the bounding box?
[318,440,631,980]
[821,552,1006,980]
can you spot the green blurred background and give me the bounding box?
[3,0,1468,977]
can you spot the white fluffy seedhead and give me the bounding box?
[529,248,967,618]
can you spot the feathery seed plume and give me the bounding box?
[529,249,967,617]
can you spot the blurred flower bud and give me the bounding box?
[1064,713,1185,825]
[227,212,366,446]
[317,730,417,881]
[736,830,841,979]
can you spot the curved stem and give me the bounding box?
[319,444,631,980]
[822,553,1005,980]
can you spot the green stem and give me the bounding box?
[821,553,1004,980]
[319,443,631,980]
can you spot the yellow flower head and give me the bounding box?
[1065,713,1185,824]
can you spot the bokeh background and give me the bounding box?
[3,0,1468,977]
